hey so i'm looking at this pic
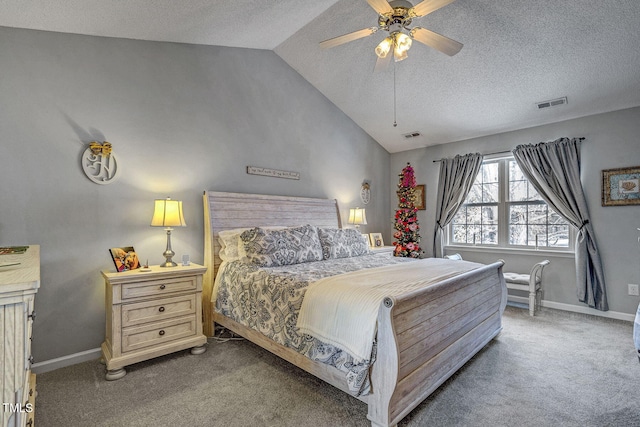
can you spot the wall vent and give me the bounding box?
[536,97,568,109]
[403,131,421,139]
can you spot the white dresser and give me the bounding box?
[0,245,39,427]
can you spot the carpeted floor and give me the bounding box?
[35,306,640,427]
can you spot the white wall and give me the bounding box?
[0,27,391,362]
[390,107,640,316]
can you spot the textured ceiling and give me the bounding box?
[2,0,639,153]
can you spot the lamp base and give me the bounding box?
[160,228,177,267]
[160,260,178,268]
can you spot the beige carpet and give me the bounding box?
[35,306,640,426]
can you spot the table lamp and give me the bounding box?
[151,198,186,267]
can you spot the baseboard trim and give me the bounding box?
[32,348,101,374]
[507,295,635,322]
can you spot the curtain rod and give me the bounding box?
[432,150,511,163]
[432,138,586,163]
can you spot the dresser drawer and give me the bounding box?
[122,316,197,353]
[122,294,197,328]
[121,276,197,300]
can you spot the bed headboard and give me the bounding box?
[202,191,341,335]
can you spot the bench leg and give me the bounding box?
[529,291,536,316]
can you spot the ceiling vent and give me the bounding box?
[536,97,568,109]
[403,131,421,139]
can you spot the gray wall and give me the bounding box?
[391,107,640,316]
[0,27,391,362]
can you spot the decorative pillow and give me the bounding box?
[239,225,323,267]
[317,227,370,259]
[218,227,286,262]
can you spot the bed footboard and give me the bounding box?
[368,261,506,427]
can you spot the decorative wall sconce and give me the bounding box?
[348,207,367,230]
[82,140,118,184]
[360,181,371,205]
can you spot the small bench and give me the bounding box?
[503,260,550,316]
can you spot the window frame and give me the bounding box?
[446,155,575,253]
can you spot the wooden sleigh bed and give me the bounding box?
[202,191,507,427]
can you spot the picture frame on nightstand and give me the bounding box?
[369,233,384,248]
[109,246,141,272]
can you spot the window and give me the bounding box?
[449,157,572,250]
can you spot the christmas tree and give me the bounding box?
[393,163,422,258]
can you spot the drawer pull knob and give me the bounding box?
[159,330,165,336]
[159,284,166,290]
[28,310,37,321]
[159,306,165,312]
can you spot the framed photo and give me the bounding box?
[369,232,384,248]
[109,246,141,272]
[414,184,426,210]
[602,167,640,206]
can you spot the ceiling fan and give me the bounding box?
[320,0,463,70]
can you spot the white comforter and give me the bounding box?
[296,258,483,362]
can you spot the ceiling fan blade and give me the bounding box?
[410,27,463,56]
[374,51,392,72]
[319,27,378,49]
[367,0,393,15]
[410,0,457,17]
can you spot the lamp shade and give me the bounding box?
[348,208,367,226]
[151,198,186,228]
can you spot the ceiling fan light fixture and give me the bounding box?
[393,32,412,61]
[375,36,393,58]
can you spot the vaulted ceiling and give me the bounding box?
[2,0,639,153]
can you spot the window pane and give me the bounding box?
[483,206,498,224]
[527,182,540,201]
[509,224,527,245]
[466,206,481,225]
[466,184,483,204]
[482,226,498,245]
[528,204,547,224]
[528,225,547,246]
[549,225,569,247]
[509,160,524,181]
[452,209,466,224]
[510,205,526,224]
[509,180,528,201]
[483,162,499,183]
[483,183,499,203]
[452,225,467,243]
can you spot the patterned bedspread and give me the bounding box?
[214,252,415,396]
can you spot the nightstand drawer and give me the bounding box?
[121,294,197,327]
[122,316,197,353]
[121,277,198,300]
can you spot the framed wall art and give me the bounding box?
[602,166,640,206]
[414,184,426,210]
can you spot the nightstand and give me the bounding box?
[370,245,395,254]
[101,263,207,380]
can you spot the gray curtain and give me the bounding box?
[512,137,608,311]
[433,153,483,257]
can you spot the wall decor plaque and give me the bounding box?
[246,166,300,180]
[82,141,119,185]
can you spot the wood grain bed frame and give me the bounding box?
[203,191,507,427]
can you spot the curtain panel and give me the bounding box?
[512,137,608,311]
[433,153,483,257]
